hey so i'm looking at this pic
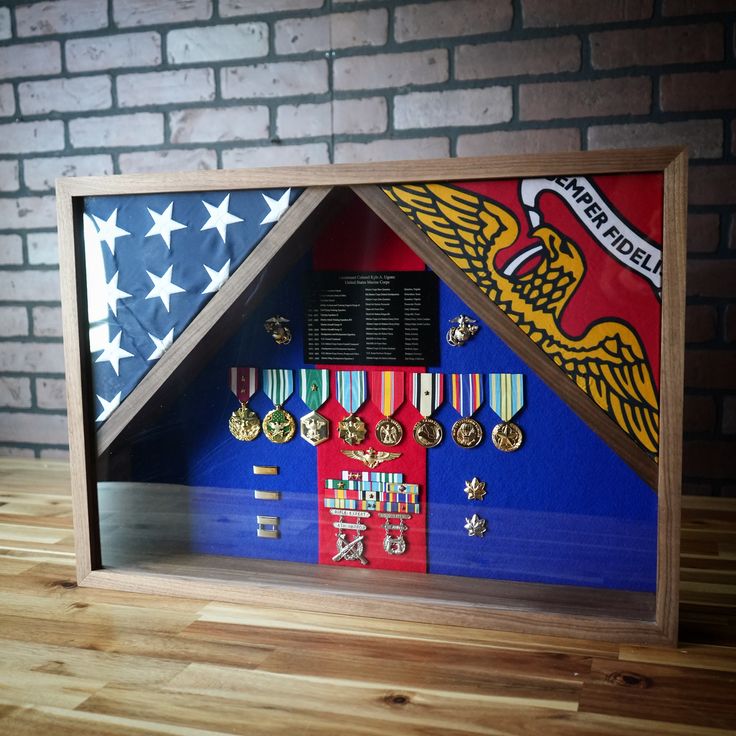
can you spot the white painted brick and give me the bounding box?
[222,60,328,99]
[117,69,214,108]
[167,23,267,64]
[0,160,19,192]
[0,7,10,40]
[40,448,70,459]
[220,0,323,16]
[0,84,15,117]
[113,0,212,27]
[0,307,29,337]
[395,0,512,41]
[334,97,387,135]
[118,148,217,174]
[0,446,36,458]
[16,0,108,37]
[69,112,164,148]
[0,41,61,80]
[0,412,68,445]
[334,137,449,163]
[588,120,723,160]
[457,128,581,157]
[0,342,65,373]
[394,87,512,129]
[66,32,161,72]
[275,9,387,54]
[0,378,32,409]
[32,306,62,337]
[19,75,111,115]
[0,235,23,265]
[36,377,66,410]
[27,232,58,265]
[334,49,447,91]
[169,106,268,144]
[222,143,329,168]
[275,15,329,55]
[24,155,113,192]
[0,196,57,229]
[0,269,60,302]
[276,102,331,138]
[0,121,64,155]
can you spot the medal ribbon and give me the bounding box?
[299,369,329,411]
[230,367,258,404]
[335,370,366,414]
[262,368,294,407]
[450,373,483,417]
[489,373,524,422]
[369,371,404,417]
[410,373,444,418]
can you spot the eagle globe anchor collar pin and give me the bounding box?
[446,314,479,346]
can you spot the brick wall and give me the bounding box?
[0,0,733,493]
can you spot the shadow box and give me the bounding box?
[57,149,686,645]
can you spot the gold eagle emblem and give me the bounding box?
[340,447,401,469]
[383,183,659,457]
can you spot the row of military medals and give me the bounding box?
[229,367,525,452]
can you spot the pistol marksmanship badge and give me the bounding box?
[228,367,261,441]
[370,370,404,447]
[489,373,524,452]
[410,372,444,448]
[446,314,479,347]
[380,513,411,555]
[264,315,292,345]
[450,373,484,448]
[336,370,368,445]
[261,368,296,443]
[298,369,330,446]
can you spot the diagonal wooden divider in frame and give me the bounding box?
[94,185,336,457]
[351,183,660,490]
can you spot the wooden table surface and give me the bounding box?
[0,458,734,735]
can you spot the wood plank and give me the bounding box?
[56,148,684,196]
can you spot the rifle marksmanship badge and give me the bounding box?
[261,368,296,443]
[228,367,261,441]
[411,372,444,448]
[336,370,368,445]
[450,373,484,448]
[488,373,524,452]
[298,368,330,446]
[370,371,404,447]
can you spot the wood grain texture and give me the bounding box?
[0,459,734,736]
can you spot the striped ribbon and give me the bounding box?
[335,370,366,414]
[324,498,420,514]
[230,367,258,403]
[411,372,444,418]
[299,368,329,410]
[450,373,483,417]
[325,488,419,504]
[326,479,419,494]
[488,373,524,422]
[262,368,293,406]
[340,471,404,483]
[369,371,405,417]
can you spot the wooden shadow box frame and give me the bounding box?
[57,149,686,645]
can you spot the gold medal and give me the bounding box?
[491,421,523,452]
[338,414,367,445]
[451,417,483,448]
[412,417,443,448]
[262,405,296,443]
[229,403,261,441]
[300,410,329,446]
[375,416,402,446]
